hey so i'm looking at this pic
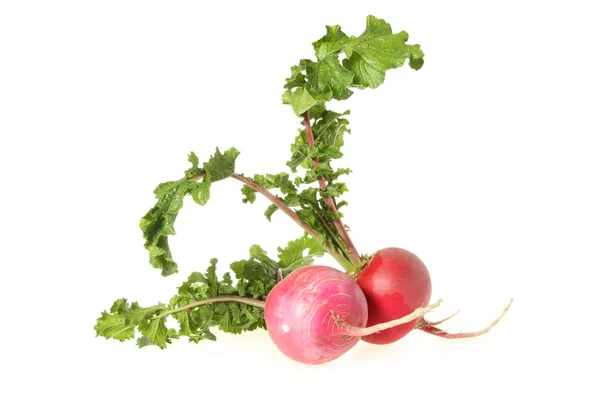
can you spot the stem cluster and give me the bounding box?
[189,114,364,275]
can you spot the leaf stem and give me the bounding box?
[188,171,354,271]
[302,111,362,268]
[314,206,350,257]
[231,173,317,236]
[152,295,266,320]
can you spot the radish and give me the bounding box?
[264,266,369,364]
[355,249,511,344]
[356,248,432,344]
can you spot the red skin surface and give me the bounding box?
[356,248,432,345]
[264,266,368,364]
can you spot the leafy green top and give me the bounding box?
[139,148,239,276]
[282,15,424,116]
[95,236,325,348]
[136,15,423,277]
[254,15,423,273]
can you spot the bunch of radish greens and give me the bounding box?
[95,15,512,365]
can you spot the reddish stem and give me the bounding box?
[231,173,320,239]
[302,111,362,267]
[192,171,315,239]
[232,173,352,270]
[189,171,354,270]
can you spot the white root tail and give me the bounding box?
[418,298,513,339]
[343,299,443,337]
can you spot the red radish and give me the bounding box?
[356,248,432,345]
[264,266,367,364]
[264,265,440,364]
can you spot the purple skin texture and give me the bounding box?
[264,265,368,364]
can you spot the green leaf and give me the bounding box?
[204,258,219,294]
[314,110,350,148]
[117,301,167,325]
[141,166,195,276]
[322,182,349,197]
[140,148,239,276]
[252,173,298,203]
[139,317,177,349]
[204,147,240,182]
[253,173,297,194]
[284,63,307,90]
[277,235,326,273]
[136,336,155,348]
[342,16,424,88]
[282,86,320,116]
[287,130,309,171]
[312,25,350,60]
[264,204,279,221]
[190,178,211,206]
[185,152,201,178]
[278,174,297,195]
[305,55,354,101]
[248,245,280,273]
[140,189,187,276]
[95,299,135,342]
[153,180,180,200]
[241,185,257,204]
[336,200,348,210]
[286,109,350,178]
[178,271,209,299]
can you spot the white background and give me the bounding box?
[1,0,598,398]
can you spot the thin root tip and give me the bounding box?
[503,298,514,313]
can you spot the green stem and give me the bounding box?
[313,207,357,274]
[302,111,363,270]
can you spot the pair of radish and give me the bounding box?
[255,247,434,364]
[221,246,508,365]
[176,244,510,364]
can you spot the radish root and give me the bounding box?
[340,299,443,337]
[415,308,460,329]
[418,298,513,339]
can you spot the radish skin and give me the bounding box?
[265,266,368,364]
[356,247,432,345]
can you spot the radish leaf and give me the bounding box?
[96,237,324,347]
